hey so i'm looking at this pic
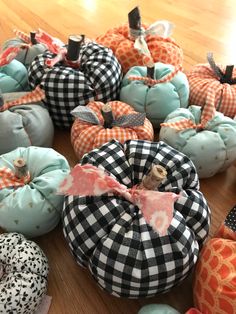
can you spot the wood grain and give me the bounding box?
[0,1,236,313]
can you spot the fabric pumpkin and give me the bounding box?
[159,104,236,178]
[62,139,210,298]
[138,304,181,314]
[71,101,154,159]
[28,42,123,128]
[192,205,236,314]
[96,8,183,73]
[0,146,70,237]
[0,91,54,154]
[187,53,236,118]
[2,33,47,69]
[0,232,49,314]
[120,63,189,128]
[0,59,29,92]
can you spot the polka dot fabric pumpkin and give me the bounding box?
[28,42,123,128]
[0,232,49,314]
[96,8,183,73]
[187,53,236,118]
[71,101,154,160]
[0,146,70,237]
[192,205,236,314]
[62,139,210,298]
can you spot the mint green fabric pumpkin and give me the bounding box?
[120,63,189,128]
[0,146,70,237]
[159,105,236,178]
[0,60,29,92]
[0,92,54,154]
[2,38,47,69]
[138,304,180,314]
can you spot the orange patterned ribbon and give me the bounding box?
[0,86,45,112]
[0,167,30,189]
[160,89,216,131]
[128,65,182,86]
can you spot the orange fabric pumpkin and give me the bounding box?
[71,101,154,160]
[96,8,183,74]
[187,53,236,118]
[192,206,236,314]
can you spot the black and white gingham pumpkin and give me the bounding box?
[28,42,123,128]
[62,139,210,298]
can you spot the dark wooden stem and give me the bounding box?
[67,35,85,61]
[30,31,38,45]
[13,158,29,179]
[139,165,167,190]
[101,104,114,128]
[128,6,141,30]
[147,66,155,79]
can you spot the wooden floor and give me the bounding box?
[1,0,236,313]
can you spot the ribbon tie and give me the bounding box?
[0,167,30,189]
[161,89,216,131]
[0,86,45,112]
[58,164,179,236]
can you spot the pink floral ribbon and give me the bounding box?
[0,167,30,189]
[128,65,182,86]
[58,164,179,236]
[160,89,216,131]
[0,86,45,112]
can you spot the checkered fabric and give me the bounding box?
[187,63,236,118]
[28,42,123,128]
[62,139,210,298]
[71,101,154,160]
[0,167,30,189]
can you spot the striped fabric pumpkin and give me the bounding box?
[187,54,236,118]
[71,101,154,160]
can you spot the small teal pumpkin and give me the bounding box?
[159,105,236,178]
[0,146,70,237]
[0,60,29,92]
[138,304,181,314]
[120,62,189,128]
[0,92,54,154]
[2,37,47,69]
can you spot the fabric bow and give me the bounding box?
[71,106,146,128]
[58,164,179,236]
[0,167,30,189]
[160,90,216,131]
[0,86,45,112]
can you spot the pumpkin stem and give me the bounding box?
[139,165,167,190]
[13,158,29,180]
[30,31,38,45]
[146,65,155,79]
[67,35,84,61]
[128,6,142,38]
[101,104,114,128]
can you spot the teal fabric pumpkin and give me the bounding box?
[0,59,29,92]
[2,38,47,69]
[120,63,189,128]
[0,92,54,154]
[159,105,236,178]
[0,146,70,237]
[138,304,181,314]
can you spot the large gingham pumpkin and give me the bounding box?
[159,104,236,178]
[0,232,49,314]
[0,59,29,92]
[96,7,183,73]
[2,30,47,69]
[191,205,236,314]
[120,63,189,128]
[187,53,236,118]
[71,101,154,160]
[0,91,54,154]
[28,42,123,128]
[62,139,210,298]
[0,146,70,237]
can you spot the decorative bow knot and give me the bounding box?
[71,105,146,128]
[58,164,179,236]
[0,167,30,189]
[160,89,216,131]
[0,86,45,112]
